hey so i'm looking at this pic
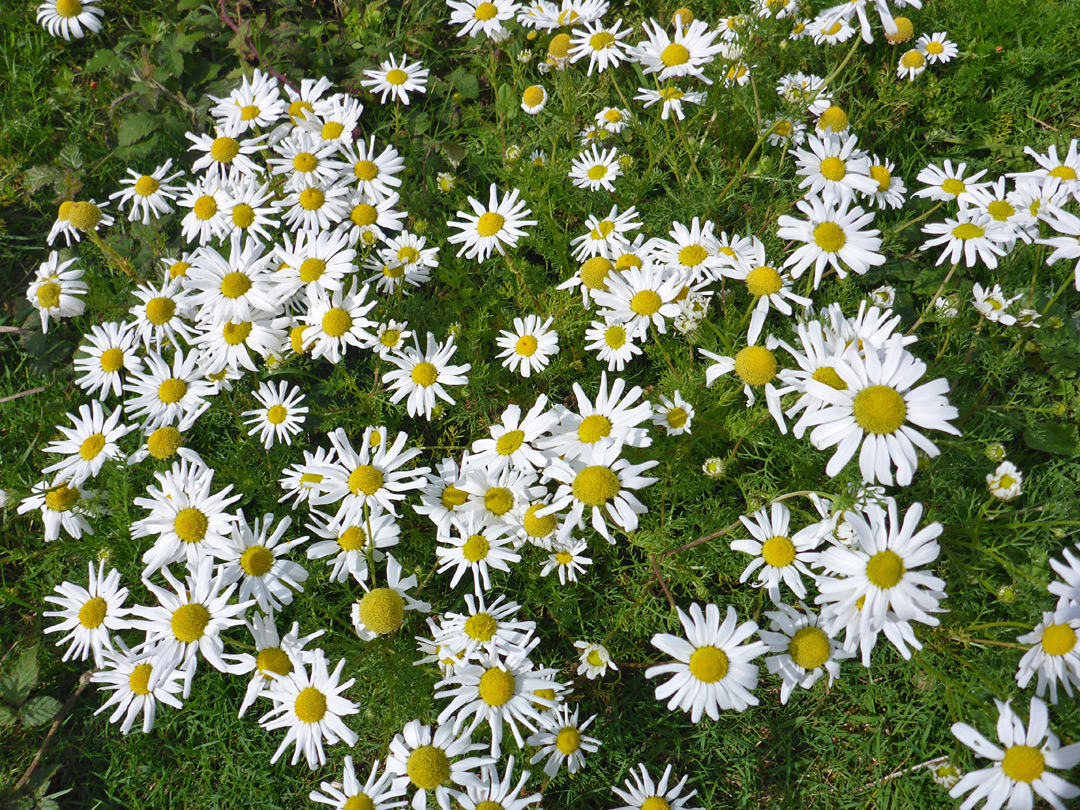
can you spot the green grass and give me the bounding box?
[3,1,1080,809]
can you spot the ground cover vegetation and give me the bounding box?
[2,1,1080,809]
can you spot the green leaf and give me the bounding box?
[455,71,479,100]
[117,113,158,147]
[0,703,16,726]
[19,696,62,727]
[1023,421,1080,457]
[0,647,38,707]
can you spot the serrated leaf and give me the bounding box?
[117,113,157,147]
[0,647,38,706]
[19,696,62,727]
[1023,421,1080,457]
[23,165,60,196]
[0,703,16,726]
[57,144,83,170]
[455,72,479,100]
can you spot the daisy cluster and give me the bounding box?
[15,0,1080,808]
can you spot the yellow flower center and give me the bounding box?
[220,271,252,299]
[1042,623,1077,656]
[337,526,367,551]
[441,485,468,509]
[484,487,514,517]
[463,534,490,562]
[240,545,275,577]
[819,156,847,181]
[354,160,378,181]
[886,16,914,43]
[952,222,985,240]
[548,33,571,58]
[604,325,626,348]
[348,464,384,496]
[321,121,345,140]
[987,200,1015,221]
[1049,165,1078,180]
[822,21,842,36]
[556,727,582,754]
[924,40,945,56]
[572,465,620,506]
[255,647,292,677]
[78,432,106,461]
[762,535,796,567]
[157,378,187,404]
[398,246,420,264]
[631,290,662,316]
[171,603,210,643]
[344,795,375,810]
[521,86,546,108]
[852,385,907,434]
[666,407,688,429]
[290,325,309,354]
[587,164,609,181]
[322,307,353,338]
[294,686,327,723]
[385,69,408,86]
[478,667,516,706]
[239,104,260,121]
[555,551,573,565]
[688,645,729,683]
[264,404,287,425]
[231,204,255,229]
[941,177,966,196]
[661,42,690,67]
[222,320,252,345]
[351,203,377,226]
[57,200,74,220]
[134,176,160,196]
[36,283,61,309]
[590,32,615,49]
[210,137,240,164]
[411,362,438,387]
[355,587,405,635]
[813,222,846,253]
[1000,745,1045,784]
[129,663,153,695]
[145,296,176,325]
[68,201,101,231]
[641,799,669,810]
[147,426,182,460]
[193,195,218,220]
[586,650,604,667]
[380,329,401,348]
[580,256,613,289]
[866,550,906,588]
[788,626,831,670]
[746,265,783,297]
[474,802,502,810]
[496,430,525,456]
[465,612,497,641]
[78,596,107,628]
[734,345,777,386]
[659,87,684,102]
[812,366,848,390]
[818,106,849,133]
[289,100,314,121]
[299,188,325,210]
[55,0,83,17]
[474,1,498,21]
[44,485,79,512]
[869,164,892,192]
[515,335,538,356]
[901,50,926,70]
[406,746,450,791]
[523,504,556,538]
[174,507,208,544]
[578,414,613,445]
[299,258,327,283]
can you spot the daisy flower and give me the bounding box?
[865,154,907,209]
[612,764,701,810]
[541,372,653,459]
[776,195,885,289]
[259,650,359,769]
[268,130,345,190]
[920,210,1012,269]
[237,613,325,719]
[646,603,766,721]
[539,539,593,584]
[218,511,310,615]
[918,32,958,64]
[124,348,214,430]
[558,255,616,306]
[341,136,405,201]
[634,86,706,122]
[435,592,536,663]
[593,264,681,335]
[73,321,144,399]
[208,68,286,136]
[519,85,548,115]
[736,255,813,345]
[241,380,308,449]
[434,644,556,757]
[447,0,519,40]
[109,160,184,224]
[792,133,879,206]
[186,240,279,323]
[91,640,185,734]
[915,160,991,205]
[815,500,947,665]
[731,502,824,604]
[221,180,281,244]
[1037,209,1080,288]
[41,400,135,486]
[652,391,694,436]
[896,48,927,80]
[812,15,856,45]
[277,179,352,233]
[310,756,405,810]
[300,93,365,149]
[26,251,87,333]
[384,719,494,810]
[571,206,642,262]
[1015,606,1080,704]
[574,640,617,680]
[634,18,723,85]
[763,116,807,148]
[186,130,264,180]
[129,557,253,695]
[950,697,1080,810]
[569,145,622,192]
[542,443,658,544]
[468,396,558,476]
[352,555,431,641]
[43,559,131,667]
[130,458,241,576]
[383,333,472,420]
[447,184,536,262]
[584,318,644,371]
[495,315,560,377]
[526,705,600,778]
[760,602,850,704]
[1049,547,1080,608]
[436,514,520,594]
[127,279,197,351]
[17,478,97,543]
[699,336,792,433]
[987,461,1023,501]
[971,282,1021,325]
[178,178,230,244]
[456,757,540,810]
[302,282,379,364]
[305,507,400,584]
[191,312,282,377]
[37,0,103,40]
[125,424,205,468]
[568,17,632,74]
[362,54,430,105]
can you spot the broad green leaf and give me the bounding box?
[117,113,158,147]
[0,647,38,707]
[19,696,63,727]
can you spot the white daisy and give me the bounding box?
[73,321,144,399]
[302,282,379,364]
[731,502,824,604]
[341,136,406,201]
[43,559,131,667]
[310,756,406,810]
[920,210,1012,269]
[634,17,724,85]
[569,18,632,74]
[1015,606,1080,704]
[124,348,214,430]
[41,400,135,486]
[612,764,702,810]
[436,514,520,594]
[109,160,184,224]
[383,333,472,420]
[26,251,87,334]
[468,396,558,476]
[574,640,617,680]
[435,592,536,663]
[37,0,103,40]
[918,32,958,64]
[569,145,622,192]
[495,315,560,377]
[652,391,694,436]
[447,0,518,40]
[352,555,431,641]
[128,278,197,352]
[526,705,600,778]
[305,506,400,584]
[237,613,325,719]
[584,318,644,371]
[446,184,537,262]
[218,511,310,614]
[241,380,308,449]
[17,478,97,543]
[776,195,885,289]
[987,461,1023,501]
[539,539,593,584]
[760,602,850,704]
[699,336,792,433]
[456,757,540,810]
[384,719,494,810]
[362,54,430,105]
[276,179,352,233]
[91,640,185,735]
[914,160,991,205]
[634,85,707,122]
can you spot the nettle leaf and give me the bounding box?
[0,703,16,726]
[117,113,158,147]
[1023,421,1080,457]
[0,647,39,707]
[19,696,63,727]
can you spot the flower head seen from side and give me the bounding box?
[351,555,431,641]
[446,184,536,261]
[987,461,1023,501]
[259,650,359,769]
[950,697,1080,810]
[646,603,766,722]
[18,477,97,543]
[26,251,87,333]
[43,559,131,667]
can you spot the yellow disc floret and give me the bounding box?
[788,626,830,671]
[240,545,275,577]
[355,588,405,635]
[294,686,327,723]
[79,433,106,461]
[1000,745,1045,784]
[406,746,450,790]
[688,646,728,683]
[761,535,796,568]
[478,667,516,706]
[171,603,210,643]
[866,550,906,589]
[147,426,183,460]
[174,507,209,544]
[1042,623,1077,656]
[852,385,906,434]
[572,465,620,507]
[746,265,783,297]
[78,596,108,628]
[734,345,777,386]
